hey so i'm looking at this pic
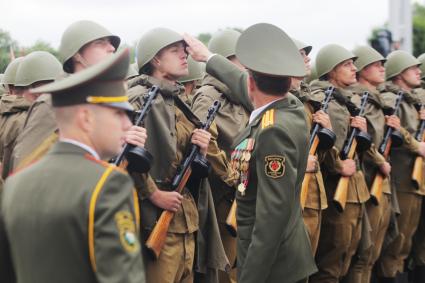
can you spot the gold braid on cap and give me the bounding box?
[86,96,128,104]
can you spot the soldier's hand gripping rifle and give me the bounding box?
[412,103,425,189]
[300,86,336,209]
[370,91,404,205]
[113,86,159,173]
[145,100,221,259]
[333,91,372,212]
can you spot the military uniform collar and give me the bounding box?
[0,94,31,115]
[381,81,418,104]
[50,140,100,160]
[348,83,384,107]
[130,74,184,98]
[249,97,285,124]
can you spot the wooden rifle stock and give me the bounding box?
[333,92,369,212]
[370,139,392,205]
[300,136,320,209]
[300,86,334,209]
[225,200,237,237]
[412,111,425,190]
[370,91,404,204]
[145,100,221,259]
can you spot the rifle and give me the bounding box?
[145,100,221,259]
[113,86,159,173]
[370,91,404,205]
[333,91,371,212]
[412,103,425,189]
[300,86,335,209]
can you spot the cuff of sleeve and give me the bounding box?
[130,173,158,200]
[206,53,217,63]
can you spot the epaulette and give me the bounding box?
[84,154,127,174]
[261,109,275,129]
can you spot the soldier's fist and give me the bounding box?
[124,126,147,148]
[191,129,211,156]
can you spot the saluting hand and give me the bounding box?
[124,126,147,148]
[312,110,332,130]
[191,129,211,157]
[350,116,367,132]
[385,115,401,130]
[149,190,183,212]
[183,33,212,63]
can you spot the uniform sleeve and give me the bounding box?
[0,183,16,283]
[191,88,216,121]
[400,126,420,153]
[239,126,299,282]
[92,169,145,283]
[321,146,343,175]
[206,55,253,112]
[363,145,386,167]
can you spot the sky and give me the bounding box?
[0,0,412,60]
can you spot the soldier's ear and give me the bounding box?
[248,74,257,92]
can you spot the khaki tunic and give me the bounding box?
[0,95,30,179]
[12,94,57,170]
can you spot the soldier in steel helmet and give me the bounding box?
[188,28,250,283]
[12,20,146,171]
[376,50,425,283]
[185,22,317,283]
[289,39,334,259]
[342,45,401,283]
[0,49,145,283]
[307,44,370,283]
[0,51,62,179]
[128,27,234,283]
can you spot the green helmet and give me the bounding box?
[208,29,241,58]
[59,20,121,73]
[417,53,425,79]
[385,50,421,80]
[178,56,204,83]
[352,45,385,72]
[14,51,62,87]
[136,27,183,73]
[315,44,357,79]
[292,38,312,55]
[3,57,24,86]
[126,62,139,80]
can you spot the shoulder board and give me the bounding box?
[84,154,127,174]
[261,109,275,129]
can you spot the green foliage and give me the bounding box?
[0,29,18,73]
[413,3,425,56]
[21,40,59,58]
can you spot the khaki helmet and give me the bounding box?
[14,51,62,87]
[417,53,425,79]
[136,27,183,73]
[352,45,385,72]
[385,50,421,80]
[178,56,204,83]
[59,20,121,73]
[292,38,312,55]
[236,23,305,77]
[316,44,357,79]
[306,62,318,83]
[208,29,241,58]
[3,57,24,86]
[126,62,139,80]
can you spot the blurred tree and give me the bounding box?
[21,40,59,58]
[413,2,425,56]
[0,29,19,73]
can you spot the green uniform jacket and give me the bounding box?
[12,94,57,170]
[0,95,30,179]
[379,82,425,195]
[234,97,317,283]
[1,142,145,283]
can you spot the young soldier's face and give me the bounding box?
[332,59,357,86]
[90,105,132,159]
[78,37,116,68]
[299,49,311,76]
[360,61,385,86]
[399,66,422,88]
[154,42,188,79]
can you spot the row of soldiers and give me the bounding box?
[0,19,425,283]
